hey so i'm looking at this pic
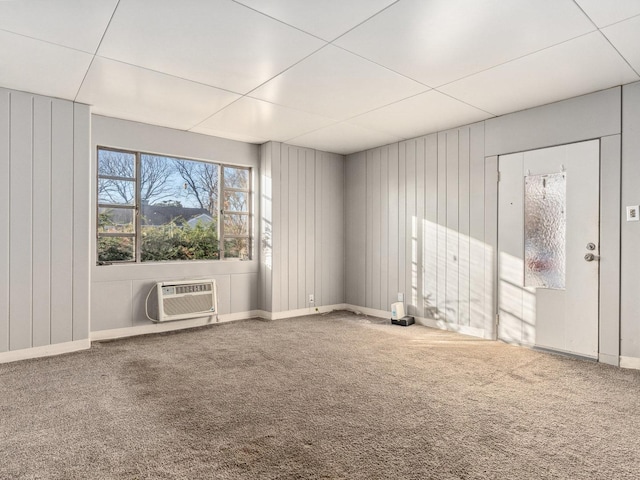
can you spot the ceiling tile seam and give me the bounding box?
[73,0,122,102]
[327,1,401,44]
[0,27,94,55]
[331,43,434,90]
[86,54,246,96]
[571,0,602,30]
[572,0,640,29]
[230,0,332,43]
[188,43,334,132]
[431,29,602,91]
[339,89,495,127]
[430,90,498,118]
[597,30,640,79]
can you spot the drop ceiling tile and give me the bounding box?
[575,0,640,27]
[0,0,118,53]
[98,0,324,94]
[602,16,640,73]
[250,45,428,121]
[195,97,336,143]
[350,91,492,139]
[0,30,92,100]
[234,0,397,41]
[190,126,267,146]
[76,57,241,131]
[439,32,639,116]
[335,0,595,87]
[287,122,403,155]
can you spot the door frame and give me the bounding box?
[486,136,621,365]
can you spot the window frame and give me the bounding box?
[96,146,253,265]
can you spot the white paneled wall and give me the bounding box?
[346,124,493,337]
[260,142,345,313]
[90,116,260,334]
[0,88,90,355]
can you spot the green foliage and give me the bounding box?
[141,221,219,262]
[98,237,133,262]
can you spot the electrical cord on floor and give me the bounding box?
[145,284,158,322]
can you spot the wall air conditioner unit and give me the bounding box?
[155,279,218,322]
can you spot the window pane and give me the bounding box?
[224,237,249,259]
[224,214,249,236]
[223,191,248,213]
[157,156,219,212]
[223,166,249,190]
[98,236,134,263]
[98,149,135,178]
[98,178,135,205]
[524,172,566,289]
[98,207,135,233]
[141,222,219,262]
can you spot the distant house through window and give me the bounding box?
[97,147,251,264]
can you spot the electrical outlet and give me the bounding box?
[309,294,314,304]
[397,293,404,302]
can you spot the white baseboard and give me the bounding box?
[0,339,91,364]
[342,304,486,339]
[620,356,640,370]
[91,310,263,342]
[260,304,348,321]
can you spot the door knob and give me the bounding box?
[584,253,599,262]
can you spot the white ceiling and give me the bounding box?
[1,0,639,155]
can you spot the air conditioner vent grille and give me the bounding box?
[163,294,214,317]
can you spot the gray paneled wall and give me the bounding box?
[346,124,491,336]
[0,88,90,353]
[260,142,345,313]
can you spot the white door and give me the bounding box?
[498,140,600,358]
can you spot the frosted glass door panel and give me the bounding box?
[524,173,566,289]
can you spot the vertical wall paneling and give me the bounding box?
[404,140,417,314]
[0,91,10,352]
[50,100,74,345]
[286,147,298,310]
[259,143,273,312]
[469,123,486,331]
[387,144,399,308]
[296,148,306,308]
[314,151,323,306]
[436,133,447,319]
[398,144,407,305]
[279,147,289,311]
[9,92,33,351]
[305,150,315,307]
[484,156,499,338]
[446,131,460,324]
[32,97,52,347]
[365,150,374,308]
[72,103,90,342]
[415,138,425,318]
[621,83,640,359]
[458,128,471,326]
[371,148,381,310]
[599,142,620,360]
[380,147,390,310]
[345,152,366,306]
[270,143,282,313]
[424,134,438,318]
[320,152,345,305]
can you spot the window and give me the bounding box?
[97,147,252,264]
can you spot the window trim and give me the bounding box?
[96,146,253,265]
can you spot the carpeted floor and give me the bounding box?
[1,310,640,479]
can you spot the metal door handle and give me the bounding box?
[584,253,599,262]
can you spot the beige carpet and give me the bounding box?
[1,311,639,479]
